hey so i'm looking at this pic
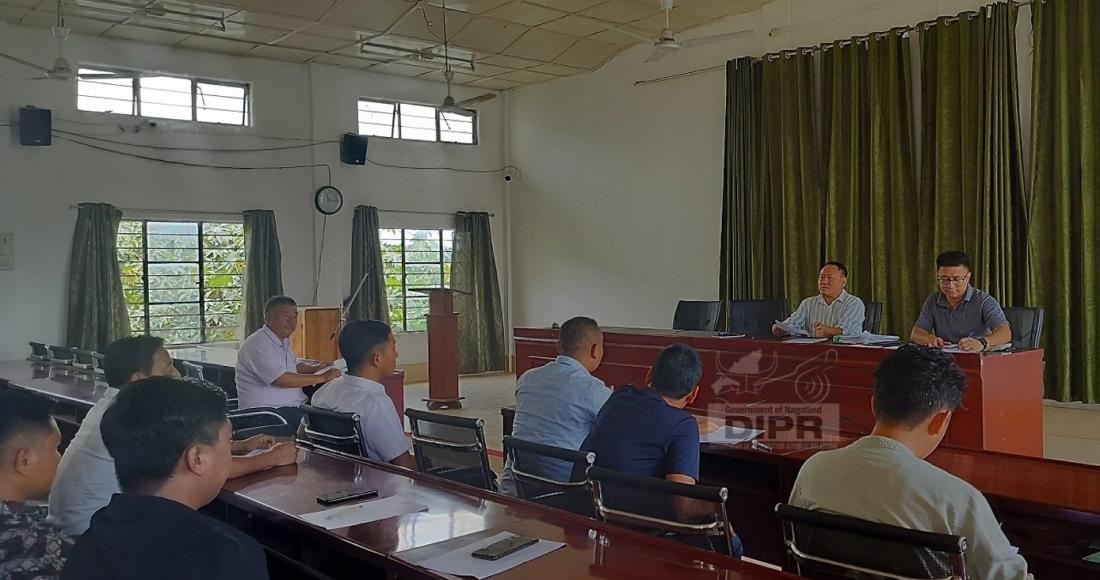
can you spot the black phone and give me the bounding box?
[471,535,539,561]
[316,487,378,505]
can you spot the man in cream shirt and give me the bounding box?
[790,345,1029,579]
[773,262,865,338]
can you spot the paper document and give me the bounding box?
[836,331,901,345]
[300,496,428,530]
[785,337,828,344]
[700,426,766,445]
[416,532,565,580]
[773,321,808,337]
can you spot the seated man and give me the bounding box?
[911,251,1012,352]
[49,335,296,536]
[0,390,71,579]
[310,320,414,469]
[499,316,611,495]
[235,295,341,424]
[789,344,1028,579]
[63,378,269,580]
[774,261,865,338]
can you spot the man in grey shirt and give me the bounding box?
[911,251,1012,352]
[790,345,1029,580]
[499,317,611,496]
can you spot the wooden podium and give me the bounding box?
[417,288,464,410]
[290,306,340,362]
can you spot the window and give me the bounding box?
[78,67,250,126]
[118,220,246,345]
[357,98,477,144]
[380,229,453,332]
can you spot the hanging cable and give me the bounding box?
[51,128,338,151]
[313,214,328,305]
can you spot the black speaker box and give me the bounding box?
[19,106,52,146]
[340,132,368,165]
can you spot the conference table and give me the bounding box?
[515,326,1045,456]
[210,443,798,580]
[0,359,111,445]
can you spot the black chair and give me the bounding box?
[28,342,49,362]
[775,503,969,579]
[588,466,736,556]
[297,404,367,456]
[47,345,76,365]
[673,300,721,332]
[1003,307,1045,350]
[179,360,207,381]
[405,409,496,491]
[229,407,295,439]
[728,299,788,337]
[71,349,102,372]
[863,302,884,334]
[502,436,595,517]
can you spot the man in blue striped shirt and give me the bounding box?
[773,262,866,338]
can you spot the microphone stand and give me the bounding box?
[331,266,372,339]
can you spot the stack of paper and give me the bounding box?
[700,426,766,445]
[416,532,565,579]
[773,321,808,337]
[300,496,429,530]
[836,331,901,345]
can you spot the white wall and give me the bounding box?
[507,0,1031,330]
[0,22,506,364]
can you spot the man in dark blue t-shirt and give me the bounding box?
[581,343,702,483]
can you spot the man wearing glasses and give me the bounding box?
[910,251,1012,352]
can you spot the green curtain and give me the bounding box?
[451,212,506,374]
[759,52,823,308]
[349,206,390,324]
[1028,0,1100,402]
[66,202,130,351]
[242,209,283,336]
[919,3,1028,305]
[719,57,761,324]
[822,33,921,336]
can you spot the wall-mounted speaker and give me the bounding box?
[340,133,368,165]
[19,106,52,146]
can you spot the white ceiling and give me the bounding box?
[0,0,767,90]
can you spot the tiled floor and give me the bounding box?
[405,374,1100,467]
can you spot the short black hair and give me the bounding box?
[650,343,703,399]
[103,335,165,389]
[936,251,971,271]
[822,261,848,277]
[264,295,297,314]
[559,316,601,354]
[101,377,228,494]
[0,390,55,451]
[873,344,967,427]
[339,320,392,372]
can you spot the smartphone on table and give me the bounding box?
[316,487,378,505]
[471,534,540,561]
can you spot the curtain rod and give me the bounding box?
[377,209,496,217]
[67,205,496,218]
[634,0,1038,87]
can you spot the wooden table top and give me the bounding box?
[0,360,111,408]
[167,345,240,370]
[220,446,798,580]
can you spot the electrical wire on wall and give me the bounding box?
[313,214,328,305]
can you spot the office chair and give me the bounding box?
[673,300,722,332]
[298,405,368,457]
[28,342,50,362]
[728,299,788,337]
[503,436,596,517]
[405,409,496,491]
[863,302,885,334]
[47,345,76,365]
[775,503,969,579]
[1002,307,1045,350]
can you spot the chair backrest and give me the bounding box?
[503,435,595,517]
[47,345,76,364]
[28,342,49,361]
[588,466,734,554]
[299,405,368,457]
[775,503,969,580]
[728,299,788,336]
[863,302,885,334]
[180,361,207,382]
[1003,307,1044,350]
[71,349,102,371]
[673,300,721,332]
[405,409,496,491]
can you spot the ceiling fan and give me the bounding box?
[0,0,121,81]
[613,0,753,63]
[435,0,496,114]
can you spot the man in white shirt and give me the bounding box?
[789,344,1030,580]
[311,320,414,469]
[235,296,340,424]
[773,262,865,338]
[49,335,297,536]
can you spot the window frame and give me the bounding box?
[78,65,252,126]
[357,97,478,145]
[381,228,453,333]
[119,218,246,345]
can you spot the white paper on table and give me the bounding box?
[300,496,428,530]
[415,532,565,580]
[700,426,766,445]
[773,321,808,337]
[785,337,828,344]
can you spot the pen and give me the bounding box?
[751,439,773,452]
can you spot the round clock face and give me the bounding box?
[315,186,343,215]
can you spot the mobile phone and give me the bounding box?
[316,487,378,505]
[471,534,539,561]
